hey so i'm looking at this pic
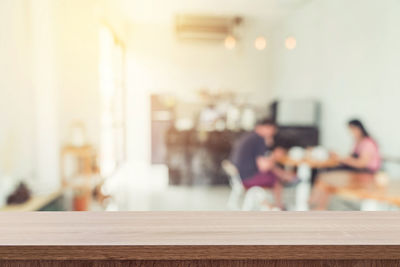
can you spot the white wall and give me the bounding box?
[30,0,61,193]
[126,20,275,162]
[128,21,274,103]
[0,0,61,192]
[52,0,102,146]
[0,0,127,191]
[269,0,400,159]
[0,0,132,193]
[0,0,35,178]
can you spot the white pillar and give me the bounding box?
[30,0,60,194]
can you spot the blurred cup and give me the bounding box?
[288,146,305,161]
[310,146,329,161]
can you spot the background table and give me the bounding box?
[279,156,340,210]
[318,171,400,209]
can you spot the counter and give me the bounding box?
[0,212,399,266]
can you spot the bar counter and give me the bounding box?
[0,212,399,266]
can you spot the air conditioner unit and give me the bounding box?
[175,14,242,42]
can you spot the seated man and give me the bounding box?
[230,118,295,208]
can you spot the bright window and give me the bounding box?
[99,25,126,177]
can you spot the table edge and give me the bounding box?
[0,245,399,260]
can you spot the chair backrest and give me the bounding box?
[222,160,244,190]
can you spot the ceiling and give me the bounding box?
[118,0,313,24]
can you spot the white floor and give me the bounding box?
[99,162,396,211]
[146,185,231,211]
[101,163,234,211]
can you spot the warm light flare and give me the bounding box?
[285,36,297,50]
[224,35,236,50]
[254,36,267,50]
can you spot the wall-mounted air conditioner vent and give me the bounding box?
[175,14,242,41]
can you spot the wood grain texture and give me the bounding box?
[2,260,400,267]
[0,212,399,261]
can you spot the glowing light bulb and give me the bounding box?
[285,36,297,50]
[254,36,267,50]
[224,35,236,50]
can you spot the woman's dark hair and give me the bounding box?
[348,119,369,137]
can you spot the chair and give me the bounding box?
[222,160,274,211]
[222,160,244,210]
[242,186,275,211]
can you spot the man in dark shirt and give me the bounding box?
[230,118,293,207]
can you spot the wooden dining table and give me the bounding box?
[278,156,340,210]
[278,156,340,169]
[317,171,400,208]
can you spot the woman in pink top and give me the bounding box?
[340,119,381,173]
[309,119,381,210]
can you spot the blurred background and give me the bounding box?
[1,0,400,212]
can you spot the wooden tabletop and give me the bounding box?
[0,212,399,260]
[279,156,340,169]
[318,171,400,207]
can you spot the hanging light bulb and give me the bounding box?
[224,35,236,50]
[285,36,297,50]
[254,36,267,50]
